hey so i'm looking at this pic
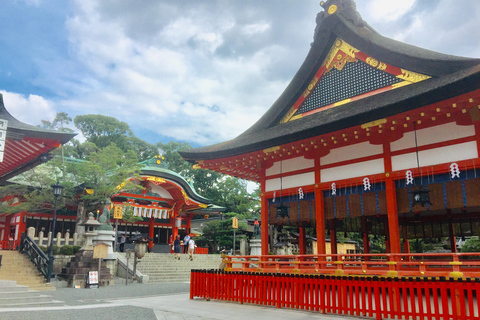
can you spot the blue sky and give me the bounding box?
[1,0,479,148]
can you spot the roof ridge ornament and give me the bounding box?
[316,0,365,32]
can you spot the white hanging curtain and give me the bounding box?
[148,208,153,218]
[133,206,138,216]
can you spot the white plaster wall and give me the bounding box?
[149,184,173,199]
[391,141,478,171]
[266,156,314,176]
[320,158,385,182]
[320,141,383,165]
[391,122,475,151]
[265,172,315,192]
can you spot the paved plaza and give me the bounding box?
[0,278,355,320]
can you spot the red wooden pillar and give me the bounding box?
[148,217,155,251]
[315,188,326,256]
[260,192,269,256]
[385,177,400,254]
[329,219,337,256]
[298,226,306,255]
[448,211,457,253]
[186,216,192,235]
[314,158,326,256]
[170,211,178,253]
[384,143,401,254]
[361,216,370,255]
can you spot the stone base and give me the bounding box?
[59,250,113,288]
[250,239,262,256]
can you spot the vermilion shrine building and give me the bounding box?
[180,1,480,259]
[0,94,75,246]
[111,159,224,251]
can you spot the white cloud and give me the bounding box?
[0,90,56,126]
[4,0,476,151]
[365,0,416,23]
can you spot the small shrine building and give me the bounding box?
[111,158,225,251]
[180,0,480,259]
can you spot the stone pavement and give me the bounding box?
[0,278,356,320]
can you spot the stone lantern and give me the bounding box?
[80,212,101,251]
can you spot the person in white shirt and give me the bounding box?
[183,234,190,254]
[188,238,196,261]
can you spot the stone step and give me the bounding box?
[0,251,55,291]
[117,253,223,283]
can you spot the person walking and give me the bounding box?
[173,235,181,260]
[183,234,190,254]
[119,234,126,252]
[188,237,196,261]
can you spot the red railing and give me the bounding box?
[222,253,480,278]
[191,270,480,320]
[0,240,17,250]
[196,247,208,254]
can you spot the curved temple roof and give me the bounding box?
[180,0,480,163]
[0,94,76,184]
[112,160,225,216]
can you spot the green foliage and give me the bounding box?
[157,141,260,218]
[73,114,158,161]
[120,206,144,223]
[39,245,60,255]
[461,236,480,253]
[59,245,81,255]
[195,217,248,253]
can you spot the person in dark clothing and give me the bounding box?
[173,235,181,260]
[119,234,126,252]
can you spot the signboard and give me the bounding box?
[88,271,98,286]
[93,243,108,259]
[113,205,123,219]
[0,119,8,131]
[0,119,7,163]
[232,217,238,229]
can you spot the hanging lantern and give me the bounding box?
[276,204,289,218]
[411,185,432,207]
[204,214,209,220]
[175,218,182,228]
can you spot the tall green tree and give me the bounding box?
[73,114,157,161]
[0,143,141,215]
[195,218,248,253]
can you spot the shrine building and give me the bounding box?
[180,0,480,261]
[111,157,225,251]
[0,94,75,246]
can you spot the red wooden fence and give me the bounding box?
[195,247,208,254]
[191,270,480,320]
[222,253,480,278]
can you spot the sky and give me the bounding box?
[0,0,479,148]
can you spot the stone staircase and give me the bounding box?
[0,280,64,308]
[0,250,55,291]
[123,253,222,283]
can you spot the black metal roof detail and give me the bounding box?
[179,0,480,162]
[295,59,403,116]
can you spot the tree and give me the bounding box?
[74,114,132,151]
[195,217,248,253]
[39,112,73,133]
[157,141,260,217]
[461,236,480,253]
[1,143,142,216]
[74,114,157,161]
